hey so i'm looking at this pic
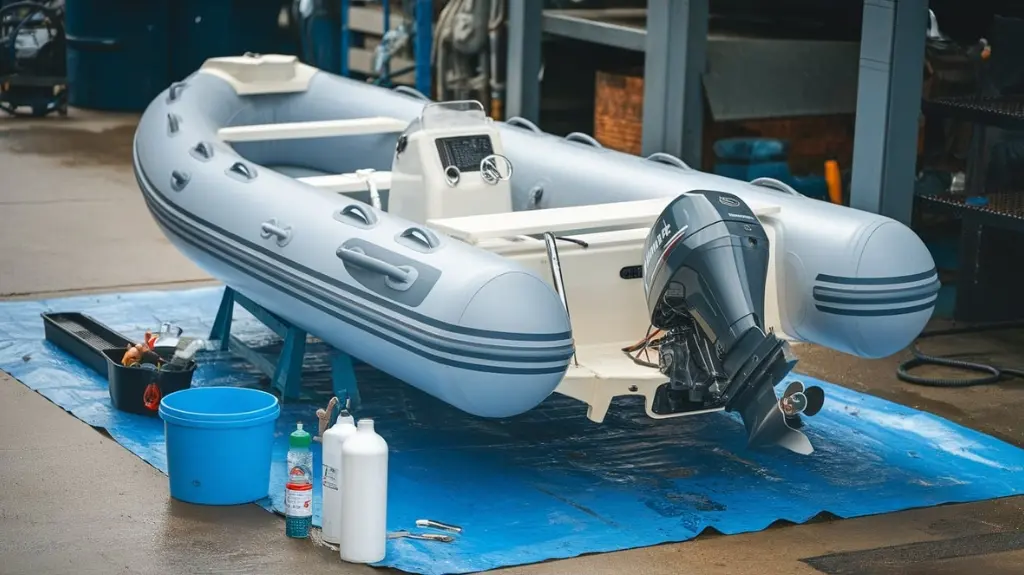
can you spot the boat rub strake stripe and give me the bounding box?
[143,194,572,374]
[814,269,938,286]
[135,161,573,375]
[814,300,937,317]
[138,162,570,342]
[811,269,939,317]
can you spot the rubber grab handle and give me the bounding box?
[506,116,541,133]
[338,204,377,226]
[168,82,187,102]
[399,226,440,250]
[749,177,803,196]
[392,85,430,101]
[336,246,413,284]
[564,132,603,148]
[645,152,691,170]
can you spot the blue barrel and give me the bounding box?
[304,11,340,72]
[169,0,298,82]
[712,137,792,183]
[159,386,281,505]
[64,0,170,111]
[713,137,829,200]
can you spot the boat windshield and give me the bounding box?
[401,100,490,140]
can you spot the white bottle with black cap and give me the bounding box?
[339,418,388,563]
[320,410,357,545]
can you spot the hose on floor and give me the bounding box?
[896,320,1024,387]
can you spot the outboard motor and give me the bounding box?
[641,190,825,454]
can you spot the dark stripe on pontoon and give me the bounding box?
[812,280,941,306]
[139,187,572,359]
[152,200,572,364]
[135,169,572,374]
[137,161,570,343]
[814,300,937,317]
[815,269,937,286]
[139,187,571,363]
[144,198,570,375]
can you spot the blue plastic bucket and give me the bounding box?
[159,387,280,505]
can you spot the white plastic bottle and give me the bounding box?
[339,418,388,564]
[320,411,357,545]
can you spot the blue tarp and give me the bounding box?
[2,286,1024,575]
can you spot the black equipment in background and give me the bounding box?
[0,0,67,117]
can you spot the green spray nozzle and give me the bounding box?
[289,421,311,448]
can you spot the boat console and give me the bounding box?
[382,100,817,453]
[388,101,514,223]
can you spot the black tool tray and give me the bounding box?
[41,312,196,416]
[41,312,135,374]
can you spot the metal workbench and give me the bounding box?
[505,0,929,225]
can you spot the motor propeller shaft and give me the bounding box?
[725,333,825,455]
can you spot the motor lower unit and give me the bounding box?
[641,190,825,454]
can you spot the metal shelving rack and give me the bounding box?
[540,8,647,52]
[916,94,1024,321]
[506,0,930,226]
[508,2,706,167]
[340,0,434,97]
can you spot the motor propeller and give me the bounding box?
[779,380,826,430]
[639,190,829,454]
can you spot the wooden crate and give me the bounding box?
[594,69,645,155]
[594,69,857,175]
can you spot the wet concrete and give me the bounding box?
[794,326,1024,447]
[3,110,1024,575]
[0,110,212,297]
[0,124,136,167]
[0,371,359,575]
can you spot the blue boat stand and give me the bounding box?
[208,286,361,410]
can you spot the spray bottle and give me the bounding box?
[285,422,313,538]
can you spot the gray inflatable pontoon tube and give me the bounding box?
[132,64,575,419]
[133,54,938,423]
[276,72,938,361]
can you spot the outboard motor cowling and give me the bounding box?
[641,190,825,454]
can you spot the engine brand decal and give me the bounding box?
[643,219,674,272]
[643,219,688,291]
[727,211,757,221]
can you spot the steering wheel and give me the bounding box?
[479,154,513,185]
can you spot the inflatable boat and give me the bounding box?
[132,54,938,454]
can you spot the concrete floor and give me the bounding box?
[2,110,1024,575]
